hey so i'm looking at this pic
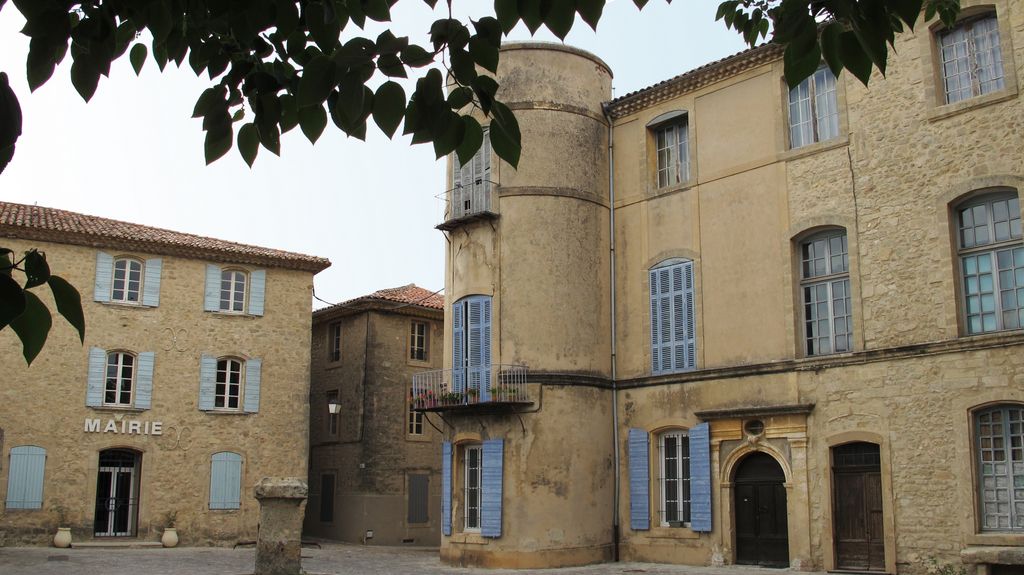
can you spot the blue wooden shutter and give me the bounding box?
[441,442,452,536]
[209,452,242,509]
[248,269,266,316]
[467,296,492,402]
[480,130,491,200]
[683,261,696,369]
[481,438,504,537]
[142,258,162,307]
[135,352,155,409]
[199,355,217,410]
[6,446,46,509]
[628,428,650,530]
[452,301,466,393]
[86,347,106,407]
[244,358,262,413]
[204,265,221,311]
[689,422,712,532]
[94,252,113,302]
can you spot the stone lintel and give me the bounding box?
[254,477,308,500]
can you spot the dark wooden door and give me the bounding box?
[735,452,789,568]
[833,443,885,571]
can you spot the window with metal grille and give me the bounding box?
[800,230,852,355]
[658,430,691,526]
[939,15,1005,104]
[788,65,839,148]
[464,444,482,531]
[976,405,1024,531]
[957,192,1023,334]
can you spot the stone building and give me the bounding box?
[415,1,1024,573]
[0,201,329,546]
[305,284,444,546]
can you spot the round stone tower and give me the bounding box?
[438,43,615,568]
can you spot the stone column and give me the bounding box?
[254,477,308,575]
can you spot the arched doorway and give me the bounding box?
[94,449,142,537]
[832,442,884,571]
[734,451,789,567]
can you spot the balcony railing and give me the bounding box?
[437,180,496,231]
[411,365,530,411]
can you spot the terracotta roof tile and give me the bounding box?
[315,284,444,318]
[0,201,330,272]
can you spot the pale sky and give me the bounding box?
[0,2,745,308]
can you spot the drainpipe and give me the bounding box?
[601,101,620,562]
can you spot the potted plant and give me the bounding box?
[51,505,71,548]
[161,510,179,547]
[467,388,479,403]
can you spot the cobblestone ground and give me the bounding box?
[0,542,823,575]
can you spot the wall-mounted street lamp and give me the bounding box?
[328,397,342,415]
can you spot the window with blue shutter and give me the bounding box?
[209,451,242,509]
[453,295,492,398]
[480,439,503,537]
[135,352,155,409]
[451,130,491,219]
[442,442,452,536]
[6,446,46,509]
[689,422,712,532]
[142,258,162,307]
[650,260,696,374]
[628,428,650,530]
[94,252,114,302]
[86,347,106,407]
[199,355,217,410]
[243,358,262,413]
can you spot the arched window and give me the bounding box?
[649,259,696,374]
[220,269,248,312]
[452,295,492,399]
[648,111,689,188]
[199,355,262,413]
[799,229,851,355]
[956,192,1022,334]
[216,357,243,410]
[975,404,1024,531]
[104,351,136,406]
[111,258,143,303]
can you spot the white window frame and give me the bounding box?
[408,396,424,436]
[976,404,1024,532]
[464,444,482,532]
[215,357,244,410]
[410,321,428,361]
[957,192,1023,334]
[788,65,839,149]
[800,230,852,356]
[220,269,248,313]
[939,14,1005,104]
[658,430,691,527]
[104,351,135,407]
[111,257,143,304]
[655,120,689,188]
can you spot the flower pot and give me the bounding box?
[161,527,179,548]
[53,527,71,548]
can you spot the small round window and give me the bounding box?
[744,419,765,436]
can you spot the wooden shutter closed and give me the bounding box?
[452,302,465,393]
[689,422,712,532]
[243,358,262,413]
[142,258,162,307]
[199,355,217,410]
[209,451,243,509]
[248,269,266,316]
[407,474,429,524]
[629,428,650,530]
[650,261,696,373]
[86,347,106,407]
[203,265,220,311]
[6,446,46,509]
[481,439,503,537]
[441,442,452,536]
[135,352,155,409]
[94,252,113,302]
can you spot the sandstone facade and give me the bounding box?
[427,2,1024,573]
[304,285,444,546]
[0,203,328,546]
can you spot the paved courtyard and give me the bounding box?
[0,542,824,575]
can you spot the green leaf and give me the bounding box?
[280,94,299,133]
[0,273,26,331]
[238,123,259,167]
[192,86,225,118]
[130,43,147,76]
[372,81,405,138]
[821,22,845,77]
[307,1,341,52]
[23,250,49,288]
[455,115,483,166]
[494,0,519,34]
[519,0,544,34]
[468,36,499,74]
[363,0,392,22]
[204,124,234,165]
[299,104,328,143]
[578,0,605,30]
[47,275,84,343]
[0,72,23,151]
[400,44,433,67]
[488,100,521,168]
[257,121,281,155]
[447,86,473,110]
[471,75,499,114]
[432,111,464,159]
[839,31,873,85]
[70,55,100,102]
[275,0,300,37]
[297,55,337,108]
[9,290,52,365]
[544,0,576,40]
